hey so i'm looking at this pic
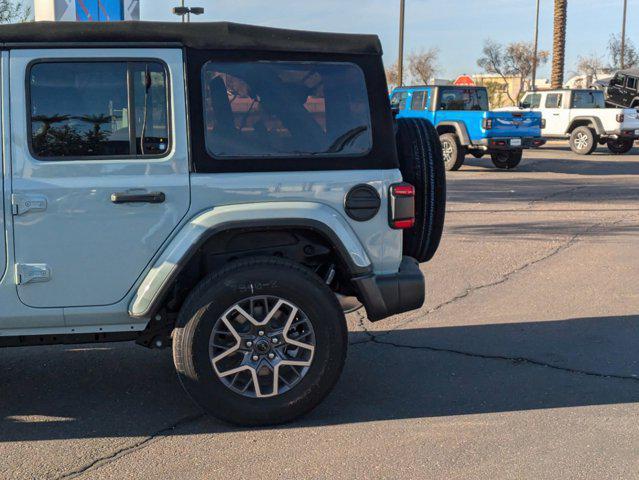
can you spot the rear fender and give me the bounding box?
[128,202,372,318]
[437,121,471,145]
[567,117,605,136]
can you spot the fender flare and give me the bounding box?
[436,121,471,146]
[129,202,372,318]
[567,116,606,136]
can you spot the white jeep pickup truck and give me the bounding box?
[516,89,639,155]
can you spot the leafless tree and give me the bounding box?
[0,0,31,23]
[477,40,549,105]
[576,53,607,78]
[408,48,439,85]
[608,34,639,70]
[385,63,400,90]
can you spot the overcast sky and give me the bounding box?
[29,0,639,79]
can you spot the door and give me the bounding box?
[543,92,569,136]
[10,48,189,308]
[0,53,6,279]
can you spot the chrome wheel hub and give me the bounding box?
[575,132,589,150]
[442,140,454,162]
[209,296,316,398]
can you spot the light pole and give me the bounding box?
[621,0,628,69]
[398,0,405,86]
[531,0,541,91]
[173,1,205,23]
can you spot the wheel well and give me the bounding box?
[631,99,639,108]
[158,227,355,317]
[567,119,595,133]
[437,125,457,137]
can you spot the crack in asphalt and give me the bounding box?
[350,216,638,383]
[350,222,591,347]
[56,413,206,480]
[365,336,639,383]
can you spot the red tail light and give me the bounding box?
[389,183,416,229]
[482,118,493,130]
[617,113,625,123]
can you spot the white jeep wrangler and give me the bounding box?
[517,89,639,155]
[0,22,446,425]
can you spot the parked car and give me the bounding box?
[517,89,639,154]
[0,22,448,426]
[605,69,639,109]
[391,85,546,171]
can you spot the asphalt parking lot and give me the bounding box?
[2,143,639,480]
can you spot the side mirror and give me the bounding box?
[391,105,400,118]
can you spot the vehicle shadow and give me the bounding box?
[460,149,639,177]
[447,220,639,239]
[2,314,639,441]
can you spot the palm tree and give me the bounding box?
[551,0,568,89]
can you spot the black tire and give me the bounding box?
[395,117,447,263]
[439,132,466,171]
[606,138,634,155]
[569,126,598,155]
[173,257,347,426]
[490,150,523,169]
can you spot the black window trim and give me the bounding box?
[200,59,373,161]
[186,48,398,174]
[26,57,172,162]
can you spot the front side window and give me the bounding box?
[390,91,409,110]
[521,93,541,108]
[438,88,488,111]
[545,93,563,108]
[202,61,372,158]
[571,90,605,108]
[611,74,625,87]
[29,61,169,160]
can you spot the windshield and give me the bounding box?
[438,88,489,111]
[201,61,372,158]
[571,90,605,108]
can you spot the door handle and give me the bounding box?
[111,191,166,204]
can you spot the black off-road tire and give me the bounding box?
[395,117,447,263]
[569,126,598,155]
[606,138,634,155]
[173,257,347,426]
[491,150,523,169]
[439,132,466,171]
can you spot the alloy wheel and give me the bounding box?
[209,296,316,398]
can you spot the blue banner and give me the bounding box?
[76,0,123,21]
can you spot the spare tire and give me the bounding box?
[395,117,446,263]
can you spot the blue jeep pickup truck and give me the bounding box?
[391,85,546,170]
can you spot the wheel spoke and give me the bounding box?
[209,295,316,399]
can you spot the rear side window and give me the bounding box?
[29,61,169,160]
[522,93,541,108]
[627,76,638,91]
[201,61,372,158]
[438,88,488,111]
[545,93,563,108]
[411,91,427,110]
[571,90,605,108]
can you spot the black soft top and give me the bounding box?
[0,21,383,56]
